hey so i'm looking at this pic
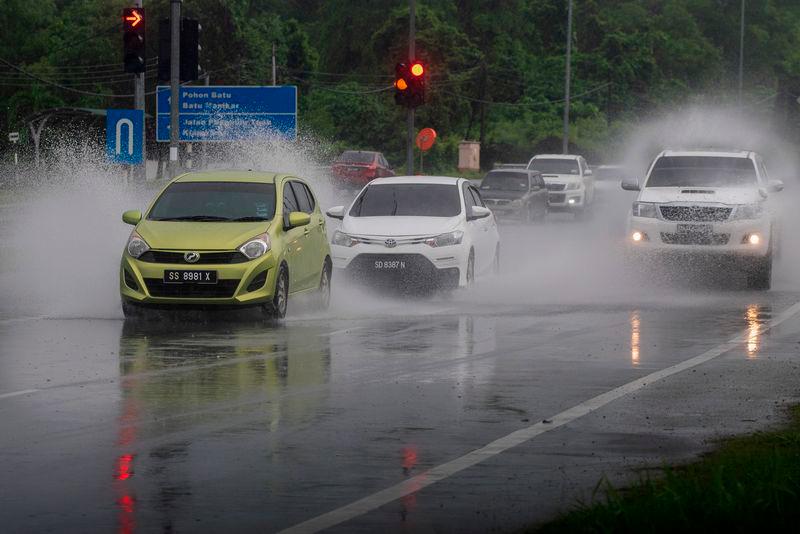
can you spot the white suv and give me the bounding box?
[326,176,500,291]
[526,154,595,216]
[623,150,783,289]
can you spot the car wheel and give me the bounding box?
[263,264,289,319]
[746,253,772,291]
[534,202,547,221]
[466,250,475,287]
[317,260,332,310]
[492,245,501,275]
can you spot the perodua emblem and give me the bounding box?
[184,251,200,263]
[384,238,397,248]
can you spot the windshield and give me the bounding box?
[528,158,579,174]
[480,172,529,191]
[148,182,276,222]
[349,183,461,217]
[337,151,376,164]
[646,156,758,188]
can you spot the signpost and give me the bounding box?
[156,85,297,142]
[415,127,436,173]
[106,109,144,165]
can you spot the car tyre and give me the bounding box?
[466,250,475,287]
[492,245,501,276]
[317,260,332,310]
[263,264,289,319]
[746,253,772,291]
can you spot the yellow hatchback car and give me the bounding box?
[120,170,332,318]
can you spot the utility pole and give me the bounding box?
[738,0,745,106]
[272,42,277,86]
[407,0,415,175]
[562,0,573,155]
[134,0,146,181]
[169,0,181,177]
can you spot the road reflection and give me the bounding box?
[630,311,641,366]
[114,320,332,532]
[745,304,769,359]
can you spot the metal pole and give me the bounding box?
[169,0,181,177]
[738,0,745,105]
[272,42,277,86]
[562,0,573,155]
[407,0,415,175]
[134,0,146,181]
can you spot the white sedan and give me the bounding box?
[325,176,500,290]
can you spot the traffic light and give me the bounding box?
[158,18,201,82]
[394,60,426,108]
[122,7,146,74]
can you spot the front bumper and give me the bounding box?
[331,242,467,288]
[547,189,584,210]
[627,216,771,257]
[120,250,278,307]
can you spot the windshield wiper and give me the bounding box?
[153,215,231,221]
[229,216,270,222]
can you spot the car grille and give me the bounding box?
[548,193,566,203]
[660,232,730,245]
[546,183,566,191]
[659,206,732,222]
[143,279,240,298]
[138,251,249,264]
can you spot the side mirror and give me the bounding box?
[325,205,346,220]
[767,180,784,193]
[122,210,142,225]
[621,179,641,191]
[287,211,311,228]
[467,206,492,220]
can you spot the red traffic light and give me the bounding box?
[410,62,424,77]
[124,8,143,28]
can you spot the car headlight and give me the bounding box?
[425,230,464,248]
[238,232,271,259]
[126,230,150,258]
[566,182,581,191]
[331,230,361,247]
[632,202,659,218]
[732,203,763,220]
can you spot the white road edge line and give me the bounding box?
[280,299,800,534]
[0,389,39,400]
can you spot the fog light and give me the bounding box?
[744,233,761,245]
[568,198,576,205]
[631,231,647,242]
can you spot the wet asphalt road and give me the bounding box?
[2,181,800,533]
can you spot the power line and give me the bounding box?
[435,82,612,107]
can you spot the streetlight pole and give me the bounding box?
[738,0,745,106]
[407,0,415,175]
[562,0,573,154]
[169,0,181,177]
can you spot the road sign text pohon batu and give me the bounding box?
[156,86,297,142]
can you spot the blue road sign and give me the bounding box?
[106,109,144,164]
[156,86,297,142]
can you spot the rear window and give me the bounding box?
[349,183,461,217]
[337,151,376,164]
[480,172,529,191]
[646,156,758,188]
[528,158,580,174]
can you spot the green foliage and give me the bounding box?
[536,405,800,533]
[3,1,800,166]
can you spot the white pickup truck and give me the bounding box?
[526,154,595,217]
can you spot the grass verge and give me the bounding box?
[535,405,800,533]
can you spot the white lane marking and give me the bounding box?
[280,299,800,534]
[0,389,39,400]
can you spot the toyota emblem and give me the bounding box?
[184,251,200,263]
[384,238,397,248]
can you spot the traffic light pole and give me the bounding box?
[169,0,181,178]
[562,0,573,155]
[134,0,146,181]
[406,0,415,175]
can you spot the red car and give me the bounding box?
[331,150,394,187]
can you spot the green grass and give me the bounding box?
[535,406,800,533]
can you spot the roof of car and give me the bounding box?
[660,149,753,158]
[530,154,581,160]
[174,170,288,184]
[369,175,463,186]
